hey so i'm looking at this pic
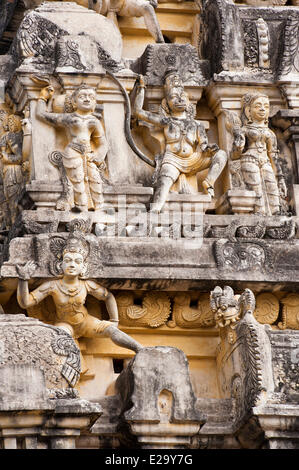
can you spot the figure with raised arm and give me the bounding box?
[133,71,227,213]
[17,232,143,354]
[36,84,108,212]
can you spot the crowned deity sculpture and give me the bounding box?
[22,0,165,44]
[133,71,227,213]
[16,232,143,359]
[227,93,288,216]
[36,84,109,212]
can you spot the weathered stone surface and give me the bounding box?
[0,364,49,410]
[0,0,19,53]
[0,0,299,451]
[131,43,210,86]
[0,314,81,390]
[14,2,122,72]
[3,228,299,287]
[267,329,299,402]
[201,0,299,83]
[115,346,205,447]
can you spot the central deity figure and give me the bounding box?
[37,84,108,212]
[133,72,227,212]
[17,233,142,354]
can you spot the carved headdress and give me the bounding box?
[49,221,91,276]
[62,232,89,260]
[160,69,196,120]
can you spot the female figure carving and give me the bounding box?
[230,93,287,215]
[37,84,108,212]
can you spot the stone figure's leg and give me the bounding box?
[119,0,165,43]
[141,3,165,43]
[87,162,104,210]
[150,163,180,213]
[63,155,89,211]
[103,325,143,352]
[261,162,281,215]
[202,150,227,198]
[241,159,265,214]
[84,316,143,353]
[55,322,75,337]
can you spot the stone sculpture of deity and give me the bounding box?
[228,93,287,215]
[16,232,142,354]
[0,114,29,227]
[133,71,227,213]
[36,84,109,212]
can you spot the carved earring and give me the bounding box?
[244,105,252,124]
[79,263,88,278]
[49,259,63,277]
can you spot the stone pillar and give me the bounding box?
[116,346,205,449]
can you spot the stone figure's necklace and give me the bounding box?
[73,113,93,120]
[57,279,83,297]
[169,117,194,136]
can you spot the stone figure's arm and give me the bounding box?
[231,128,246,160]
[16,261,52,309]
[22,116,32,162]
[267,131,287,198]
[197,123,219,156]
[0,144,9,163]
[91,120,109,161]
[86,280,119,325]
[21,117,32,176]
[133,76,165,127]
[266,131,281,167]
[36,86,67,128]
[7,134,23,162]
[17,281,48,309]
[0,137,21,164]
[224,111,245,160]
[105,292,119,325]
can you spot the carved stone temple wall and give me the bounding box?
[0,0,298,450]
